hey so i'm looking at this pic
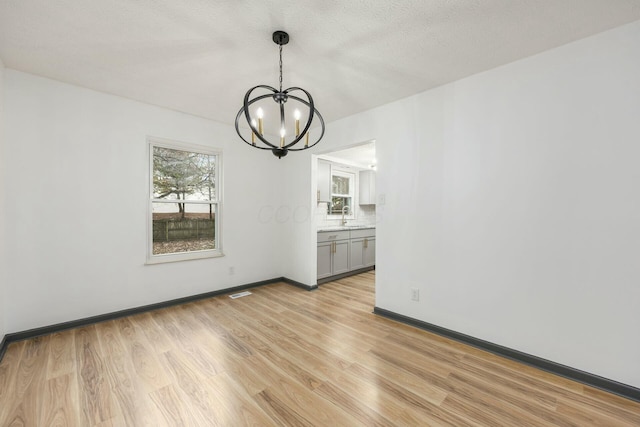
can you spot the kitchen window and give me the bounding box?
[147,138,222,263]
[329,170,355,215]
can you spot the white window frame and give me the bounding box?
[328,169,356,218]
[146,137,223,264]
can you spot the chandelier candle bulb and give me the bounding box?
[305,132,309,147]
[257,108,264,135]
[251,119,257,144]
[294,109,301,136]
[280,128,286,148]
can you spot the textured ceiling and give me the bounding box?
[1,1,640,127]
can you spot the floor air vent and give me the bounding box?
[229,291,252,299]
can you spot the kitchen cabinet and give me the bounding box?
[316,242,333,279]
[317,160,331,203]
[359,170,376,205]
[317,230,350,279]
[349,228,376,270]
[363,238,376,267]
[350,237,376,270]
[318,228,375,281]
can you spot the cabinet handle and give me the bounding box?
[317,190,320,202]
[333,242,336,253]
[364,238,368,249]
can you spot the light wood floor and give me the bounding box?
[1,271,639,426]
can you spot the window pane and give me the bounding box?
[152,202,216,255]
[329,197,352,215]
[332,175,350,195]
[153,146,216,201]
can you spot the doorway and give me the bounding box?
[313,141,377,295]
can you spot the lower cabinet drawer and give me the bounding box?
[350,228,375,239]
[317,230,350,243]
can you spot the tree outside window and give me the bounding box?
[148,140,222,263]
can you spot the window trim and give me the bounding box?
[146,137,223,264]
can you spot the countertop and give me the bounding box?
[318,225,375,232]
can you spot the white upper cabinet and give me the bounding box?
[359,170,376,205]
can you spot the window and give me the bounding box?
[328,170,355,215]
[147,138,222,263]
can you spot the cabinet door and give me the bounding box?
[333,240,350,275]
[363,238,376,267]
[359,170,370,205]
[317,160,331,202]
[317,242,333,279]
[350,238,365,270]
[369,172,376,204]
[359,170,376,205]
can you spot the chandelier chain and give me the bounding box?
[279,44,283,92]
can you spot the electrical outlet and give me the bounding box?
[229,266,235,275]
[411,288,420,301]
[378,193,386,205]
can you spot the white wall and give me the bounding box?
[311,21,640,388]
[2,70,284,332]
[0,58,6,340]
[278,153,315,285]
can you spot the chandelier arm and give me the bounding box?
[278,91,322,149]
[284,86,316,148]
[241,87,280,148]
[242,84,278,130]
[235,106,277,150]
[287,108,325,151]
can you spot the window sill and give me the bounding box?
[146,249,224,265]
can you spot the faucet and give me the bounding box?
[341,205,350,226]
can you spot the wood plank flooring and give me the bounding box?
[1,271,639,426]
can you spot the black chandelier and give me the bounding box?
[235,31,325,158]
